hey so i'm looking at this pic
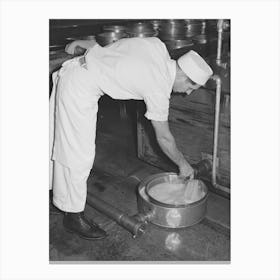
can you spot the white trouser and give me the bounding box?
[52,161,90,212]
[49,58,102,212]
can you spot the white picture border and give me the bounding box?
[0,0,279,279]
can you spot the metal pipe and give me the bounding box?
[216,19,224,63]
[211,75,222,186]
[210,20,226,187]
[87,192,146,238]
[216,19,228,69]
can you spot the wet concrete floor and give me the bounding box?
[49,97,230,262]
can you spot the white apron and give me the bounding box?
[49,57,103,211]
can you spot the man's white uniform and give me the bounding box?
[49,37,177,212]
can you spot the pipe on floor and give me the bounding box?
[87,192,146,238]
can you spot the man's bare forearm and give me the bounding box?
[151,119,194,177]
[156,135,186,167]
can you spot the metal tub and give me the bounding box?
[127,31,158,38]
[96,31,128,46]
[159,22,186,40]
[127,22,154,33]
[137,173,208,228]
[103,25,127,33]
[163,39,193,51]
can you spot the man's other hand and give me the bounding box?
[65,41,86,55]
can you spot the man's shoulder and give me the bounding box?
[123,37,165,50]
[143,37,166,48]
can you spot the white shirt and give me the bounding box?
[85,37,176,121]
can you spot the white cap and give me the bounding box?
[177,50,213,85]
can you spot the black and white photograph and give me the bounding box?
[49,18,231,262]
[1,0,280,279]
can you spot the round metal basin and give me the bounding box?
[164,39,193,51]
[49,44,65,53]
[65,37,78,42]
[192,34,208,44]
[103,25,127,33]
[137,173,208,228]
[148,20,162,30]
[163,19,186,25]
[65,35,96,42]
[96,32,128,46]
[127,31,158,38]
[159,22,186,40]
[185,20,205,37]
[127,22,154,33]
[80,35,96,40]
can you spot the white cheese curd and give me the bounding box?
[148,179,206,205]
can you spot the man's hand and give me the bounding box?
[65,41,86,55]
[179,161,194,179]
[65,39,97,55]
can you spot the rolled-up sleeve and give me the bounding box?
[144,94,170,121]
[114,40,173,121]
[139,61,171,122]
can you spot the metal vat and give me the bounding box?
[96,31,128,46]
[103,25,127,33]
[148,20,162,31]
[159,21,186,40]
[65,35,96,43]
[126,22,157,38]
[185,20,205,37]
[127,31,158,38]
[137,173,208,228]
[164,39,193,51]
[192,34,208,44]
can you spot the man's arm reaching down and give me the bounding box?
[151,120,194,178]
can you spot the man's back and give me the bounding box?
[85,37,176,104]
